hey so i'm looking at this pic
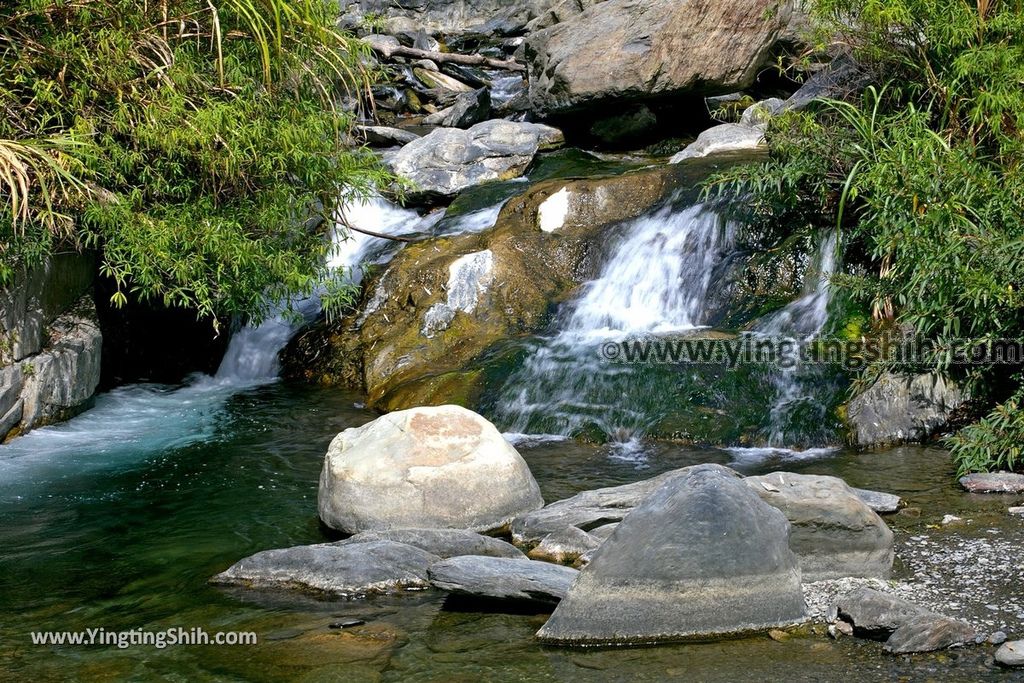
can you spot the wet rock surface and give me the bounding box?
[959,472,1024,494]
[388,120,563,199]
[846,372,963,448]
[338,528,526,559]
[428,555,578,604]
[211,540,440,597]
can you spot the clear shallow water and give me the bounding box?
[1,383,1022,681]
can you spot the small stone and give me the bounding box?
[768,629,791,642]
[1009,506,1024,515]
[989,631,1007,645]
[829,621,853,639]
[941,514,963,525]
[996,640,1024,667]
[329,619,366,629]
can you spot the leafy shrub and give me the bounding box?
[0,0,393,323]
[709,0,1024,472]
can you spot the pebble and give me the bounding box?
[328,619,366,629]
[941,514,963,525]
[989,631,1008,645]
[996,640,1024,667]
[1009,507,1024,515]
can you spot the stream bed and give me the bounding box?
[1,382,1022,681]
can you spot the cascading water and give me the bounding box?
[494,202,736,443]
[215,197,440,384]
[0,196,432,475]
[729,231,840,461]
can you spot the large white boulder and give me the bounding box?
[318,405,544,534]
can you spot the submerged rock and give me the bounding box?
[318,405,543,534]
[526,0,790,116]
[846,371,963,447]
[338,528,525,559]
[527,526,600,564]
[536,464,807,645]
[959,472,1024,494]
[428,555,579,604]
[746,472,894,581]
[837,587,976,653]
[211,540,439,597]
[388,120,563,199]
[852,488,903,514]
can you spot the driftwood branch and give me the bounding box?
[368,43,526,73]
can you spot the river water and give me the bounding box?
[1,380,1021,681]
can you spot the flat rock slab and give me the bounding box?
[852,488,903,514]
[211,540,439,597]
[338,528,525,559]
[428,555,578,604]
[960,472,1024,493]
[527,526,600,564]
[511,468,688,546]
[838,587,975,653]
[884,614,977,654]
[996,640,1024,667]
[536,464,807,645]
[746,472,894,581]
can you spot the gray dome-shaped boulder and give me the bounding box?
[536,464,806,645]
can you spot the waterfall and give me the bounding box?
[494,202,736,441]
[751,230,839,449]
[0,196,433,469]
[214,197,436,384]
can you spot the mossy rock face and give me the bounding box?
[285,153,767,411]
[708,230,815,331]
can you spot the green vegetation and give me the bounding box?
[1,0,392,324]
[710,0,1024,473]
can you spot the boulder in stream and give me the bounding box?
[388,119,563,200]
[846,371,963,447]
[527,525,601,564]
[746,472,894,581]
[211,539,439,597]
[959,472,1024,494]
[428,555,579,604]
[996,640,1024,667]
[536,464,807,645]
[338,528,526,559]
[318,405,544,534]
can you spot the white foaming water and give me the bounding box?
[440,203,505,236]
[754,231,839,448]
[0,196,430,477]
[495,203,735,438]
[215,197,438,384]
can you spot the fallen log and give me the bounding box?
[366,42,526,73]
